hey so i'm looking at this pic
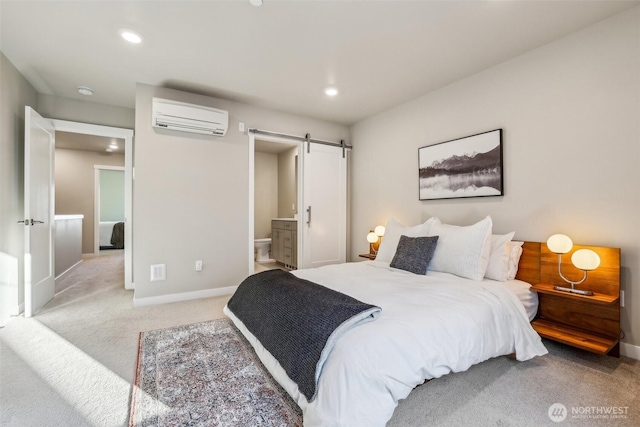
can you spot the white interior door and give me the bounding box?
[24,106,56,317]
[302,143,347,268]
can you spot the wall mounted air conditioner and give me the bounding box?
[152,98,228,136]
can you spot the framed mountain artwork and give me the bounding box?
[418,129,503,200]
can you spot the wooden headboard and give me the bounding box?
[515,241,620,295]
[514,242,541,285]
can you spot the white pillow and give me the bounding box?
[376,217,435,262]
[427,216,493,281]
[484,232,515,281]
[507,241,524,280]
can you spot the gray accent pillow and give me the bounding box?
[390,235,439,275]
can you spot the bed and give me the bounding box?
[224,216,548,426]
[99,221,124,249]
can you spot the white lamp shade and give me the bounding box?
[571,249,601,271]
[367,232,378,243]
[547,234,573,254]
[374,225,386,237]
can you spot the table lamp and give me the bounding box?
[546,234,600,296]
[367,225,386,254]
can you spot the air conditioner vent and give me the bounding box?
[152,98,228,136]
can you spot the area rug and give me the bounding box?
[129,318,302,427]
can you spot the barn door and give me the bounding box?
[301,143,347,268]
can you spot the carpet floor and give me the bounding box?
[2,253,639,426]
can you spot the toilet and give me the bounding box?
[254,238,274,262]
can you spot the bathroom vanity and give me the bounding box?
[271,219,297,269]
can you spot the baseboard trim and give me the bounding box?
[133,286,237,308]
[0,314,12,327]
[55,259,82,282]
[2,303,25,326]
[621,342,640,360]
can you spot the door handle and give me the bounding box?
[306,206,311,227]
[17,219,44,226]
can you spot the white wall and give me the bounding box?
[0,50,135,323]
[54,216,83,278]
[351,8,640,347]
[254,146,298,241]
[255,151,278,239]
[100,170,125,222]
[38,93,135,130]
[0,52,38,324]
[133,84,349,302]
[55,148,125,254]
[278,147,298,218]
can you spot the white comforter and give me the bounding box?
[224,261,547,426]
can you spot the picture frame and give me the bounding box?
[418,129,503,201]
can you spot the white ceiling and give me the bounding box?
[55,131,124,153]
[2,1,637,126]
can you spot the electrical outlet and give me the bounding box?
[621,290,625,307]
[238,122,245,132]
[195,260,203,271]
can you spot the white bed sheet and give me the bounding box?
[491,277,539,321]
[224,260,547,427]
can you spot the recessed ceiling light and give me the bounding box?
[324,87,338,97]
[249,0,263,6]
[106,148,113,153]
[77,86,93,96]
[109,144,118,150]
[120,29,143,44]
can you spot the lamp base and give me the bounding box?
[553,285,593,296]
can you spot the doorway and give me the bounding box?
[22,109,134,317]
[51,120,133,290]
[248,130,349,275]
[94,166,125,255]
[250,135,302,274]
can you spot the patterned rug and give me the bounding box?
[129,318,303,426]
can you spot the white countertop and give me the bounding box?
[272,218,297,221]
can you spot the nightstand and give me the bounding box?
[529,244,621,357]
[531,284,620,356]
[359,253,376,260]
